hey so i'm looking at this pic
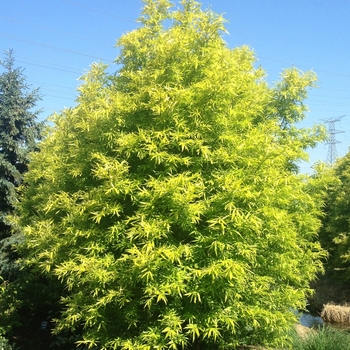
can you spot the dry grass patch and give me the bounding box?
[294,324,316,339]
[321,303,350,324]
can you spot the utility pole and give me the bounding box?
[322,115,345,164]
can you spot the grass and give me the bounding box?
[289,325,350,350]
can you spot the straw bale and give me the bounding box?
[321,303,350,324]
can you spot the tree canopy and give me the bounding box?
[16,1,327,349]
[0,50,42,279]
[319,152,350,281]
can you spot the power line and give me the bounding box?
[61,0,136,23]
[311,94,350,100]
[58,2,350,81]
[0,15,111,46]
[3,2,350,82]
[41,88,76,96]
[44,94,75,100]
[308,100,350,106]
[2,2,349,125]
[318,87,350,93]
[16,59,82,75]
[0,32,114,63]
[2,14,350,81]
[28,80,77,91]
[259,56,350,79]
[308,108,350,114]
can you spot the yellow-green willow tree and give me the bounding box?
[17,1,327,348]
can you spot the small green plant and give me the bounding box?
[290,325,350,350]
[0,335,14,350]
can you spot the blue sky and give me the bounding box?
[1,0,350,173]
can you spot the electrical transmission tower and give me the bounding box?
[322,115,345,164]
